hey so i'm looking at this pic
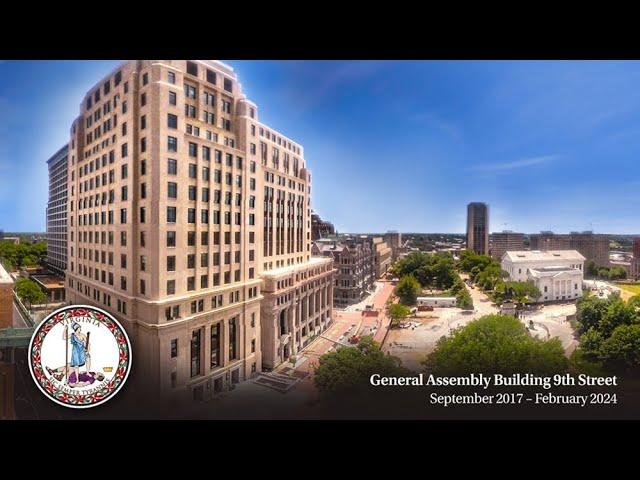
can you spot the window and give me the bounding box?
[170,339,178,358]
[141,93,147,106]
[206,69,216,84]
[187,276,195,291]
[184,84,196,99]
[169,91,177,105]
[167,280,176,295]
[167,206,177,223]
[210,324,220,368]
[168,136,177,152]
[167,231,176,247]
[168,182,177,199]
[229,318,238,360]
[186,61,198,77]
[166,305,180,321]
[167,256,176,271]
[168,158,177,174]
[168,113,178,129]
[189,142,198,158]
[191,329,201,378]
[224,77,233,92]
[142,72,149,85]
[140,115,146,130]
[188,208,196,223]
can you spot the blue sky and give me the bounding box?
[1,60,640,234]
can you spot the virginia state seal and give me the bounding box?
[28,305,132,409]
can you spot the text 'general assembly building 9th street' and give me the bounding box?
[64,60,334,403]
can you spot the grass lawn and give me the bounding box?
[618,283,640,295]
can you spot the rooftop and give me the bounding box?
[32,274,65,290]
[261,257,332,278]
[503,250,585,263]
[0,262,13,284]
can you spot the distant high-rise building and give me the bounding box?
[490,231,524,260]
[45,145,69,275]
[466,202,489,255]
[530,231,609,267]
[311,211,335,240]
[384,231,402,261]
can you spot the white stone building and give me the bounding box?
[501,250,585,303]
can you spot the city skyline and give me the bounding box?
[2,60,640,233]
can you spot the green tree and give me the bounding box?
[424,315,568,375]
[396,275,421,306]
[608,266,627,280]
[456,289,473,310]
[314,336,408,394]
[576,293,609,334]
[15,277,46,308]
[475,263,504,291]
[492,281,540,305]
[599,324,640,371]
[628,295,640,310]
[599,297,638,338]
[579,327,605,359]
[388,303,411,327]
[585,260,598,278]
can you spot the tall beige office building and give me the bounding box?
[64,60,333,402]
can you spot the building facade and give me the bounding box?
[490,231,525,261]
[311,211,335,240]
[501,250,585,303]
[530,231,609,268]
[45,145,69,275]
[632,238,640,280]
[312,236,375,308]
[0,263,12,329]
[64,60,332,402]
[384,231,402,261]
[372,236,392,277]
[466,202,489,255]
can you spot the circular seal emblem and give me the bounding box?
[28,305,132,409]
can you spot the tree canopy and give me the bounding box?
[392,252,458,290]
[388,303,411,326]
[575,293,640,373]
[15,277,46,307]
[314,336,408,394]
[424,315,568,376]
[0,240,47,271]
[395,275,421,306]
[492,281,541,306]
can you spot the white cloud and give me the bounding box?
[467,154,561,172]
[411,112,462,142]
